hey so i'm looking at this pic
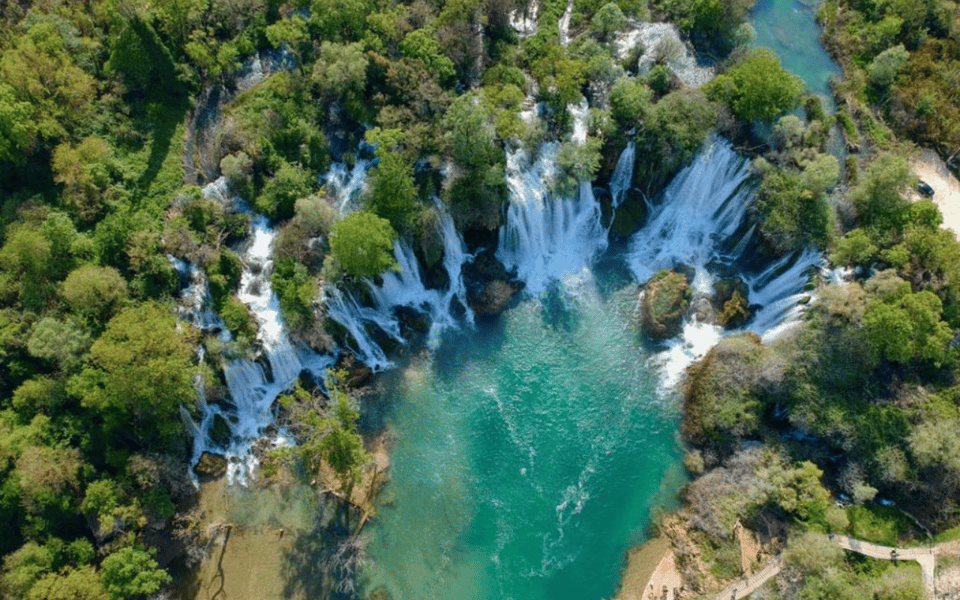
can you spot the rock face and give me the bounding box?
[640,270,692,339]
[194,452,228,480]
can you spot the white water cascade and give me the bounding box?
[497,105,608,295]
[609,141,636,209]
[625,139,823,386]
[325,199,475,368]
[324,158,374,214]
[175,180,335,484]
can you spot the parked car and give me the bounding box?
[918,180,935,197]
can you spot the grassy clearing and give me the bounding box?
[845,505,910,546]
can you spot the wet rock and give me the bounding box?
[194,452,228,480]
[471,280,524,315]
[336,353,374,389]
[210,414,232,448]
[609,189,647,239]
[640,269,691,339]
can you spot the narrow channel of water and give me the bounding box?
[750,0,841,104]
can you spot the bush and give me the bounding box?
[329,211,399,278]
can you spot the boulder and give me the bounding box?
[640,270,691,339]
[712,277,752,329]
[471,280,523,316]
[194,452,227,480]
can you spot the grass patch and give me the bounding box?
[934,525,960,543]
[846,505,910,546]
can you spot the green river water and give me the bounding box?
[365,276,686,600]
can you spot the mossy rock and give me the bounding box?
[712,277,752,329]
[194,452,228,480]
[640,270,692,339]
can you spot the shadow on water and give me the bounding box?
[281,499,366,600]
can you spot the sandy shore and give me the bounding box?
[911,149,960,237]
[615,537,684,600]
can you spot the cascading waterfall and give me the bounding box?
[609,141,635,209]
[624,139,823,386]
[324,157,374,215]
[325,199,475,365]
[174,180,335,484]
[497,104,608,295]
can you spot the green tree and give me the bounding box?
[26,566,107,600]
[60,266,128,324]
[864,289,953,366]
[99,546,170,600]
[706,48,804,121]
[27,318,91,374]
[66,303,195,446]
[609,77,653,127]
[868,44,909,88]
[255,161,314,220]
[590,3,628,42]
[365,152,418,230]
[329,211,399,278]
[51,137,119,223]
[0,83,36,163]
[851,151,914,233]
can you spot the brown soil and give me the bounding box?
[616,537,684,600]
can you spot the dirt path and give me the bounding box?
[831,534,935,599]
[912,149,960,238]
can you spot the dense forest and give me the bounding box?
[1,0,960,596]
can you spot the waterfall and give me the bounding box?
[323,158,374,215]
[625,139,823,386]
[325,199,475,366]
[559,0,573,46]
[609,142,636,209]
[497,105,608,295]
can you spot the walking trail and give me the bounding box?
[703,535,960,600]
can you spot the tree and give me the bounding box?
[590,3,628,42]
[256,161,314,220]
[706,48,804,121]
[66,303,195,446]
[26,566,107,600]
[864,289,953,366]
[609,77,653,126]
[60,266,128,324]
[27,318,91,373]
[51,137,118,223]
[851,151,914,233]
[329,211,399,277]
[99,546,170,600]
[0,83,36,163]
[868,44,909,88]
[365,152,418,230]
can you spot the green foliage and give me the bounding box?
[272,258,318,331]
[867,44,909,88]
[329,211,399,278]
[554,137,603,195]
[754,161,834,254]
[0,83,36,164]
[99,546,170,600]
[311,42,368,119]
[365,152,418,230]
[589,3,628,41]
[255,161,314,220]
[850,151,914,234]
[26,565,107,600]
[846,505,910,546]
[863,287,952,366]
[67,303,195,446]
[609,77,653,127]
[60,266,128,324]
[706,48,804,121]
[635,89,716,191]
[26,318,91,374]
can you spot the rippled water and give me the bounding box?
[364,278,686,600]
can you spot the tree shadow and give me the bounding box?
[281,497,367,600]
